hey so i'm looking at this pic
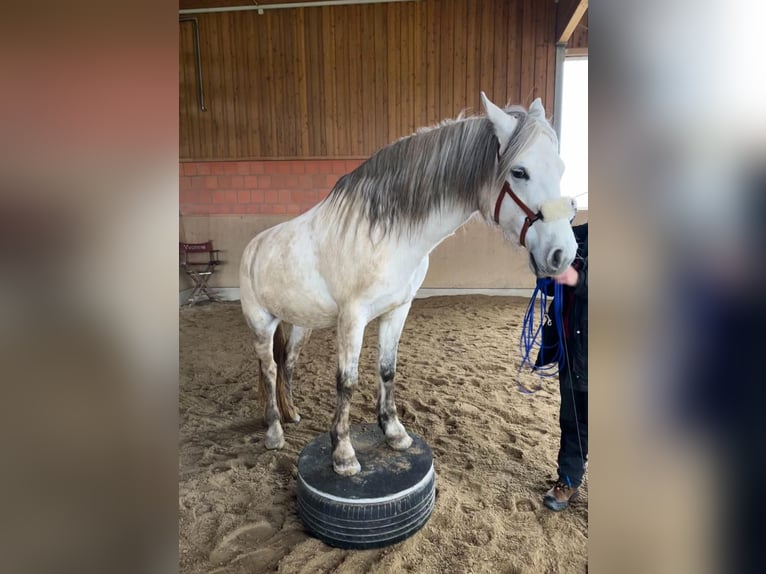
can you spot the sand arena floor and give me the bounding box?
[179,296,587,573]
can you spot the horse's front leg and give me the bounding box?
[377,302,413,451]
[331,309,366,476]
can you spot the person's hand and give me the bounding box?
[554,266,578,286]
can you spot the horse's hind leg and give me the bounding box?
[247,312,284,450]
[377,302,413,451]
[331,308,367,476]
[283,325,311,423]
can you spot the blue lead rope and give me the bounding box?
[515,277,566,394]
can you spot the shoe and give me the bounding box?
[543,478,579,511]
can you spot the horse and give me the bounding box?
[240,93,578,476]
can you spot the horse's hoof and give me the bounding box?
[387,433,413,451]
[264,429,285,450]
[333,457,361,476]
[264,436,285,450]
[286,414,301,424]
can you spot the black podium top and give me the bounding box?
[297,423,433,502]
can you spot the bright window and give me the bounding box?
[559,58,588,209]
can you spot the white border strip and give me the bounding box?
[179,287,533,305]
[298,464,434,504]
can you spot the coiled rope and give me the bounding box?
[515,277,566,394]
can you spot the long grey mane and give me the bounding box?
[324,105,554,236]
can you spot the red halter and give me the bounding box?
[493,149,542,247]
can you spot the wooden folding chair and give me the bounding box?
[180,241,223,305]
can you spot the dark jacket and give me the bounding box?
[534,223,588,391]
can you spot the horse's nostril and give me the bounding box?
[550,249,563,269]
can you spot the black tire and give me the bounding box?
[295,424,436,549]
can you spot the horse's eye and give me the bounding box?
[511,167,529,180]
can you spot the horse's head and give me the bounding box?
[481,93,578,277]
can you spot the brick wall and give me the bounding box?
[179,159,365,215]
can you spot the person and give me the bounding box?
[535,222,588,511]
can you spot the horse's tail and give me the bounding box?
[259,322,299,421]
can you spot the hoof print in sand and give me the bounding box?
[208,519,276,565]
[505,446,524,460]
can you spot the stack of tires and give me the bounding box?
[295,423,436,549]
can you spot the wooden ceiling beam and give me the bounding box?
[556,0,588,44]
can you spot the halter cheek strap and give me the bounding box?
[493,180,543,248]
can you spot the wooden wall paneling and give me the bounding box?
[211,15,225,157]
[305,9,325,155]
[230,14,246,158]
[181,19,195,159]
[251,14,266,157]
[386,2,401,143]
[227,14,240,156]
[295,9,310,156]
[451,0,466,117]
[240,14,253,158]
[321,7,338,156]
[222,14,236,158]
[403,2,415,136]
[506,0,523,106]
[272,11,286,156]
[288,10,301,155]
[519,0,536,106]
[397,2,408,138]
[284,11,297,156]
[413,3,421,131]
[333,7,349,155]
[533,0,549,107]
[272,12,284,156]
[478,0,494,111]
[253,14,265,156]
[214,14,226,157]
[207,16,222,157]
[245,13,260,157]
[373,3,387,154]
[352,4,367,152]
[546,1,557,118]
[463,0,479,114]
[439,0,454,118]
[179,22,192,159]
[279,11,295,156]
[492,0,509,106]
[179,1,562,160]
[400,2,411,140]
[424,0,439,126]
[278,11,291,155]
[417,4,426,130]
[413,0,427,130]
[256,14,271,156]
[197,17,212,158]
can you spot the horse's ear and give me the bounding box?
[481,91,518,154]
[529,98,545,116]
